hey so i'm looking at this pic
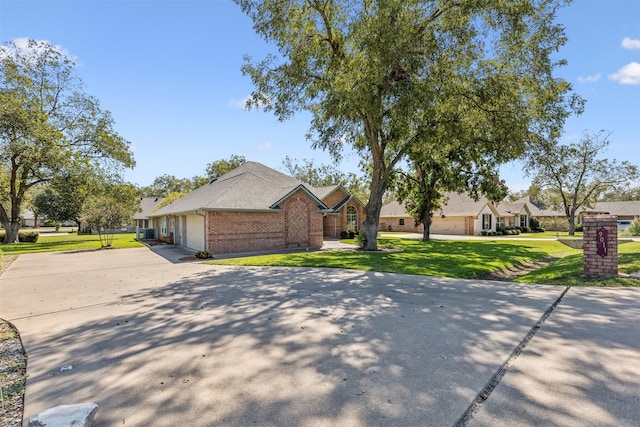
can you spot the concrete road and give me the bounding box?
[1,247,638,426]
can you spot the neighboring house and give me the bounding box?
[515,196,640,231]
[20,208,77,228]
[589,201,640,222]
[379,192,532,236]
[150,162,362,254]
[378,201,424,233]
[20,208,45,228]
[494,199,533,230]
[134,197,163,229]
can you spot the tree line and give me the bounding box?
[3,1,639,246]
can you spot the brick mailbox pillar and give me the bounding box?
[583,215,618,277]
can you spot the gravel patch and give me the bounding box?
[0,321,25,427]
[1,254,25,427]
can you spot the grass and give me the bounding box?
[208,237,581,279]
[516,241,640,287]
[0,232,144,255]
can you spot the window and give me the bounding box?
[346,206,358,232]
[161,217,168,235]
[399,218,405,226]
[520,214,528,228]
[482,213,492,230]
[496,217,505,228]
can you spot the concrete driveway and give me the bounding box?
[1,247,638,426]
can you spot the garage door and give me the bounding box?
[185,215,205,251]
[431,217,466,235]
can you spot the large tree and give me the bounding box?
[396,146,508,241]
[141,174,196,198]
[0,39,134,243]
[236,0,579,250]
[528,131,638,235]
[205,154,247,180]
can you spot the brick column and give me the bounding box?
[583,215,618,276]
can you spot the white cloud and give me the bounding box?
[577,73,601,83]
[609,62,640,85]
[0,37,76,63]
[622,37,640,50]
[228,96,251,110]
[254,142,272,151]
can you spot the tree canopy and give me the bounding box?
[527,131,639,235]
[205,154,247,180]
[236,0,579,249]
[0,39,134,242]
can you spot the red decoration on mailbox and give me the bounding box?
[597,227,608,257]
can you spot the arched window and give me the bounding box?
[346,206,358,232]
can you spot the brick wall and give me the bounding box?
[322,189,348,209]
[281,191,324,248]
[583,215,618,276]
[378,217,424,233]
[205,189,323,254]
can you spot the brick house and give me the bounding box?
[312,184,365,238]
[150,162,363,254]
[379,193,531,235]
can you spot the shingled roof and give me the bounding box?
[152,162,329,216]
[381,193,500,218]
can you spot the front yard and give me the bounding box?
[207,237,640,286]
[0,232,144,255]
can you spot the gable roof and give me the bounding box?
[494,201,532,217]
[437,192,500,217]
[380,193,501,219]
[592,201,640,217]
[379,200,411,218]
[134,197,163,220]
[312,184,365,210]
[152,162,329,216]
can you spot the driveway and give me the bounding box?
[1,247,638,426]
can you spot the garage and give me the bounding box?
[185,214,205,251]
[431,216,467,234]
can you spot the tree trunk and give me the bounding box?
[568,215,576,236]
[362,168,388,251]
[422,214,432,242]
[4,222,20,244]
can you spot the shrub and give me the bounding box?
[194,250,213,259]
[19,231,39,243]
[627,217,640,236]
[340,230,350,239]
[574,224,584,232]
[348,231,356,239]
[354,231,367,249]
[529,217,543,232]
[521,226,530,233]
[1,231,39,243]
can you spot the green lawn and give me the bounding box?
[516,241,640,287]
[208,238,581,279]
[0,232,144,255]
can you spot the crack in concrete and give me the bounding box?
[453,286,571,426]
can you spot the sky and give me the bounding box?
[1,0,639,192]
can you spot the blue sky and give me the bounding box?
[1,0,638,192]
